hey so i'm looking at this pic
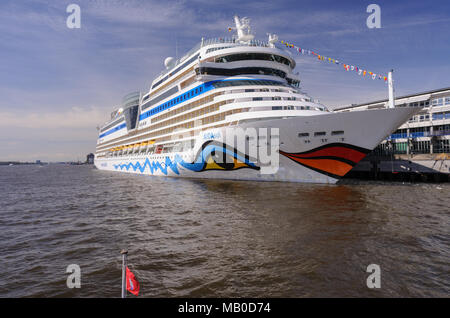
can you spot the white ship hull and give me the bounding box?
[95,107,420,184]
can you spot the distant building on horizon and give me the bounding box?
[86,153,94,164]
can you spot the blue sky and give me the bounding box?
[1,0,449,161]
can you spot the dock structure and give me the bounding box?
[336,87,450,182]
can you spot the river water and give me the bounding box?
[0,164,448,297]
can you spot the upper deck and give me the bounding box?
[145,37,297,98]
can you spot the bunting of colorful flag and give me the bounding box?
[280,39,388,82]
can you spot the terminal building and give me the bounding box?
[336,87,450,181]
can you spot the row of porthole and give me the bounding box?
[302,137,345,144]
[298,130,344,138]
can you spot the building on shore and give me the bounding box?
[86,153,94,164]
[336,87,450,181]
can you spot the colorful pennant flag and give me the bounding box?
[279,39,388,83]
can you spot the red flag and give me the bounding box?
[126,267,140,296]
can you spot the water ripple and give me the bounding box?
[0,165,448,297]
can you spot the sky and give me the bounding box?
[1,0,449,161]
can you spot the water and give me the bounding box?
[0,164,448,297]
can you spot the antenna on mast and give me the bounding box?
[388,69,395,109]
[175,35,178,60]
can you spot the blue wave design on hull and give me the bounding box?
[114,156,181,175]
[113,142,257,175]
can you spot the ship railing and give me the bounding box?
[201,37,270,48]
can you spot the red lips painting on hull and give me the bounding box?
[279,143,371,179]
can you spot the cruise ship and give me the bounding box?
[94,16,422,183]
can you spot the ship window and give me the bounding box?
[314,132,326,136]
[100,118,125,133]
[331,130,344,135]
[211,79,289,89]
[197,67,286,79]
[215,53,292,68]
[141,86,179,111]
[298,133,309,137]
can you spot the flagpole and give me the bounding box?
[121,249,128,298]
[388,69,395,109]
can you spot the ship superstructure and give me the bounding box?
[94,16,421,183]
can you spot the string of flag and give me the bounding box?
[280,40,388,82]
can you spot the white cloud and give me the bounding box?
[0,107,106,161]
[0,106,107,130]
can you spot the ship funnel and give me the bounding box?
[233,15,254,43]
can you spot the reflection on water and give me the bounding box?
[0,165,448,297]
